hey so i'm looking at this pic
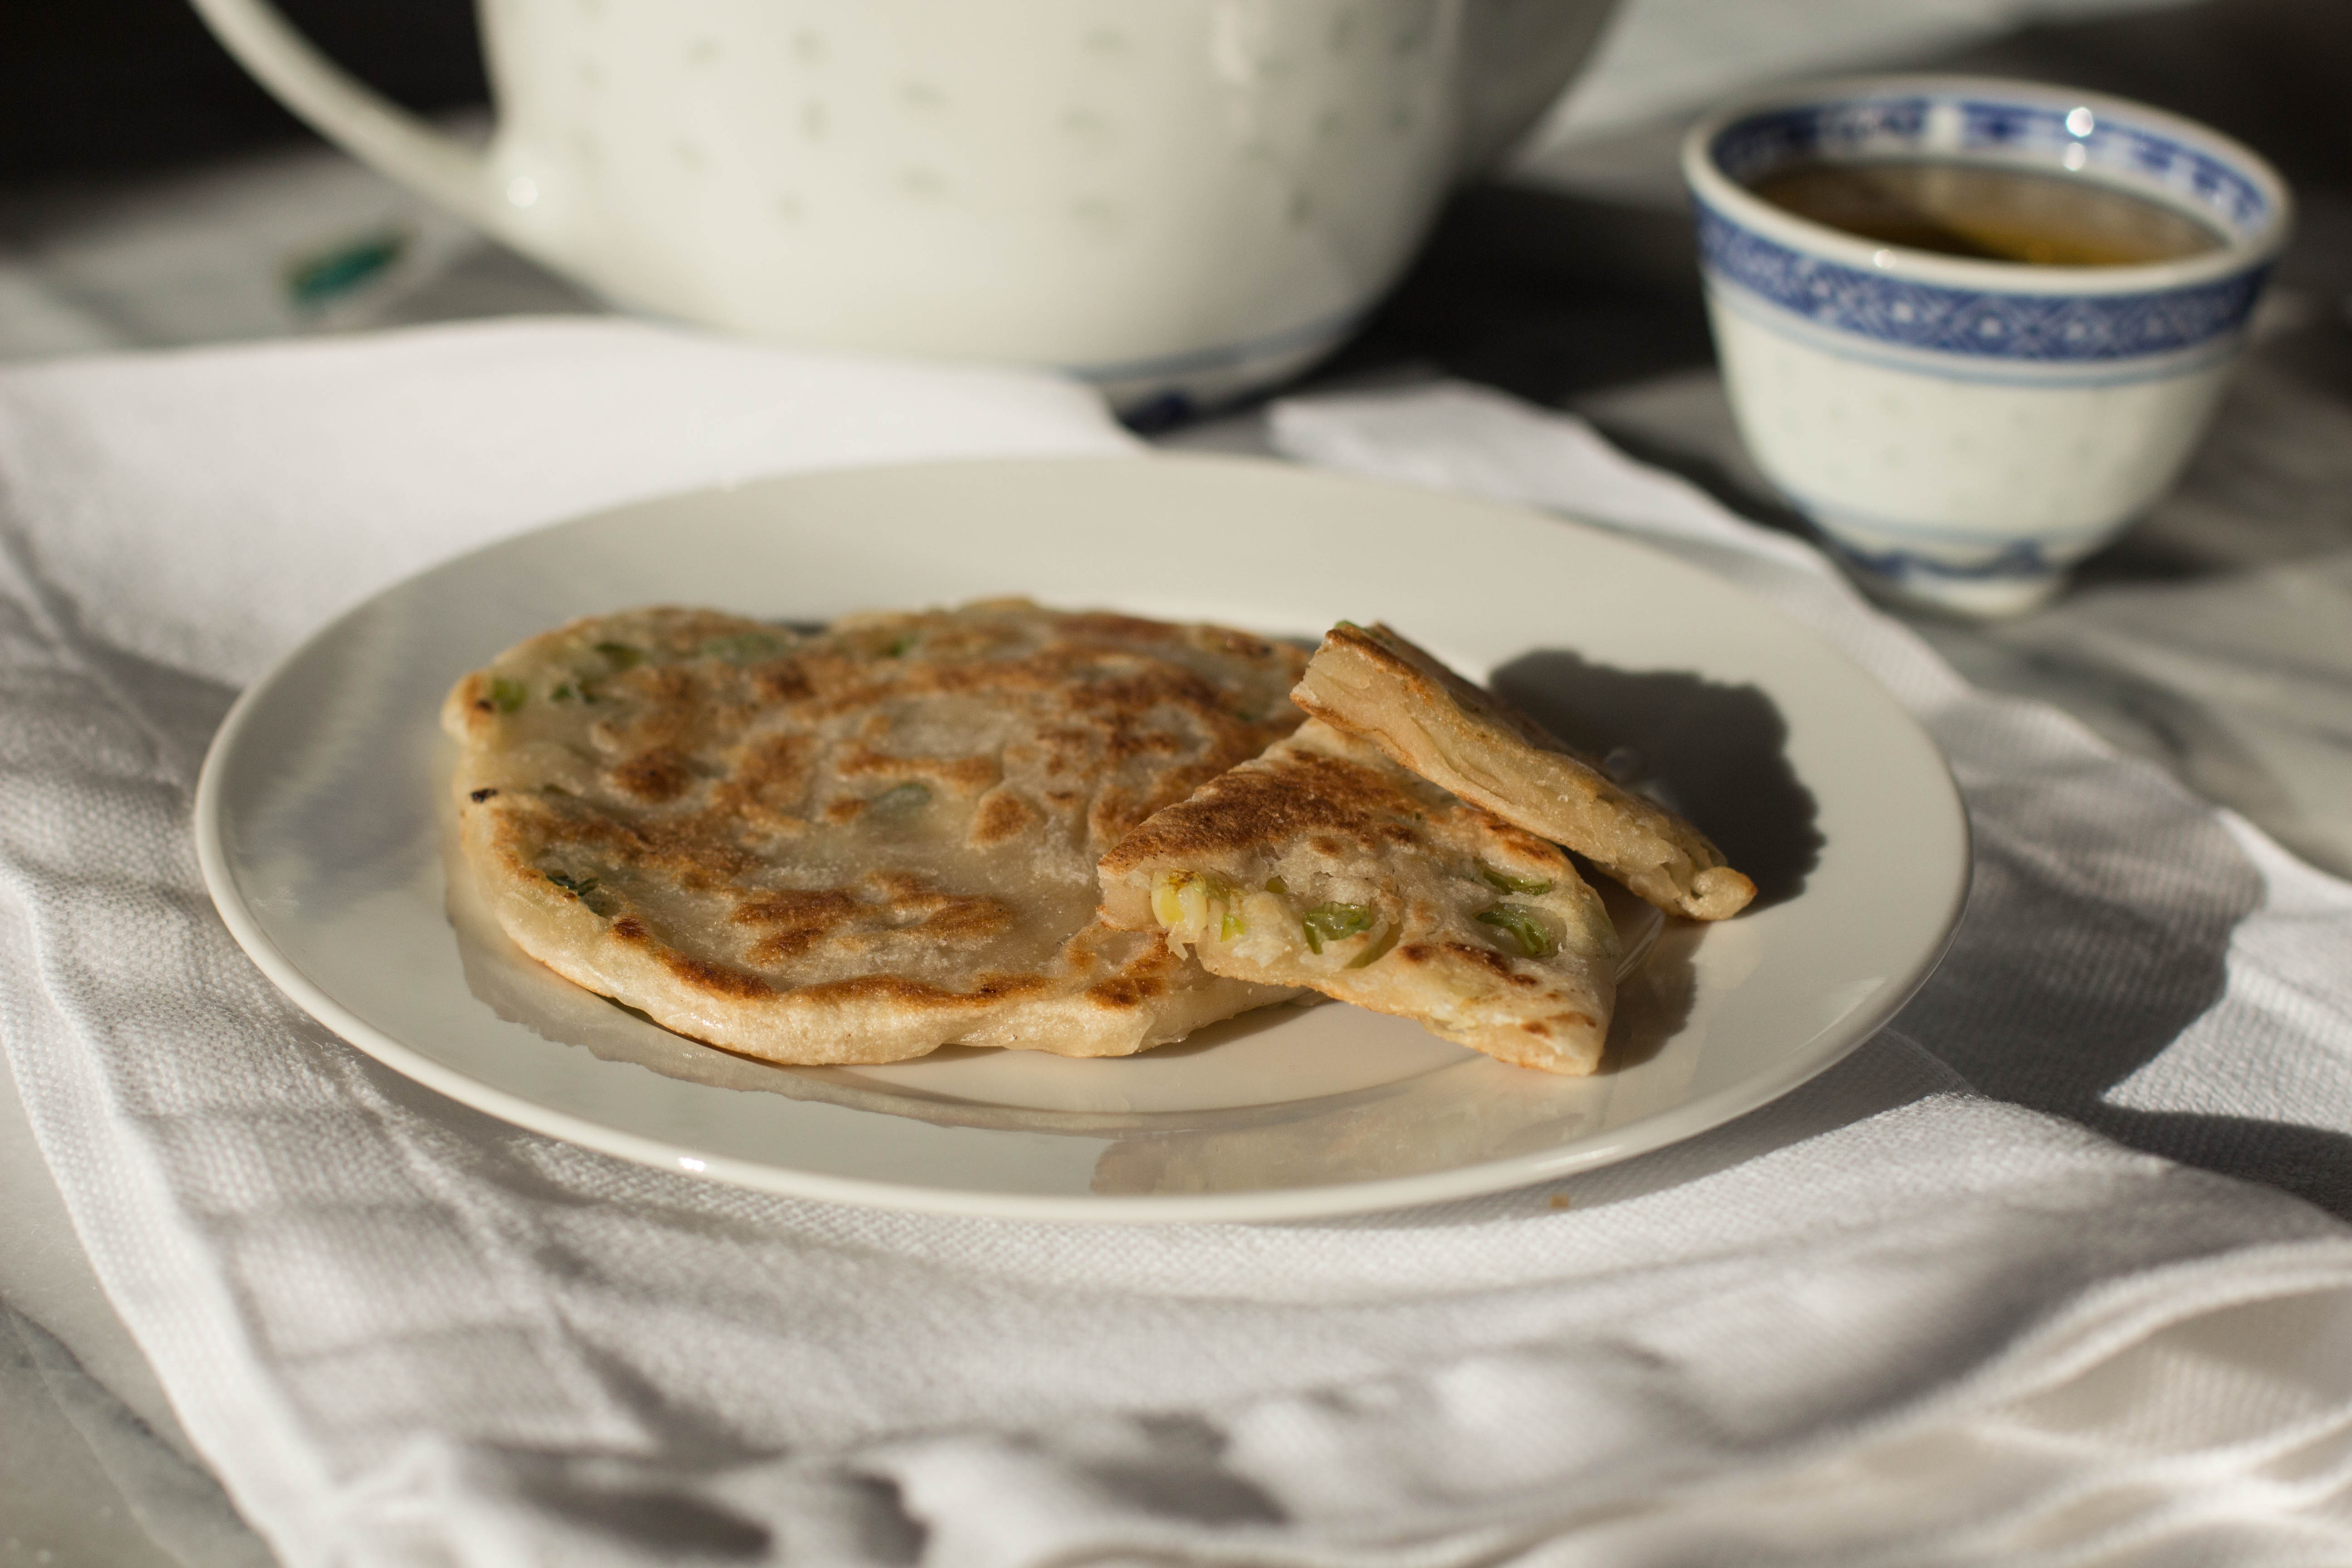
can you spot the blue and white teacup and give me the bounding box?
[1683,76,2291,615]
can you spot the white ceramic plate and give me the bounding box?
[196,456,1967,1222]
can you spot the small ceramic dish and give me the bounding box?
[1684,76,2291,616]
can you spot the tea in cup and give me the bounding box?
[1682,76,2291,615]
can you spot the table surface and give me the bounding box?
[5,3,2347,1562]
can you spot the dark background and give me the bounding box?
[1,0,487,181]
[6,0,2344,187]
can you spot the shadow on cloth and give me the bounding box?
[1894,749,2352,1217]
[475,1445,928,1564]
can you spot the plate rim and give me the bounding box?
[194,452,1971,1224]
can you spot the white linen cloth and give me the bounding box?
[4,319,2352,1567]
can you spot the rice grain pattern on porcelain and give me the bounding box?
[1682,77,2291,616]
[190,0,1614,415]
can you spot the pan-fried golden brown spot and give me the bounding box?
[1396,941,1542,987]
[451,673,500,732]
[1102,745,1431,869]
[660,953,774,1000]
[612,748,695,803]
[733,888,862,962]
[727,875,1015,966]
[591,666,707,753]
[779,972,1059,1010]
[720,732,815,799]
[754,663,813,703]
[706,733,816,837]
[912,899,1016,942]
[969,789,1040,847]
[1086,963,1172,1009]
[1057,611,1182,645]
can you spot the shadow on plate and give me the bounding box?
[1605,918,1700,1074]
[1492,649,1823,909]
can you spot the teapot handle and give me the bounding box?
[187,0,564,265]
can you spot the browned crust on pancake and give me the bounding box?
[1292,623,1754,921]
[970,789,1040,847]
[1099,745,1424,869]
[1099,736,1565,919]
[612,748,694,803]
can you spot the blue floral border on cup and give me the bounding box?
[1694,93,2279,376]
[1693,208,2268,365]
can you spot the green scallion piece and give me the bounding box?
[488,677,527,713]
[593,642,643,670]
[701,632,784,662]
[1300,901,1374,955]
[869,782,931,814]
[1476,903,1557,959]
[1478,863,1553,896]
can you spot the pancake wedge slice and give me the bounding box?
[1291,622,1755,921]
[1098,720,1619,1074]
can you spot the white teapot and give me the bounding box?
[192,0,1613,409]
